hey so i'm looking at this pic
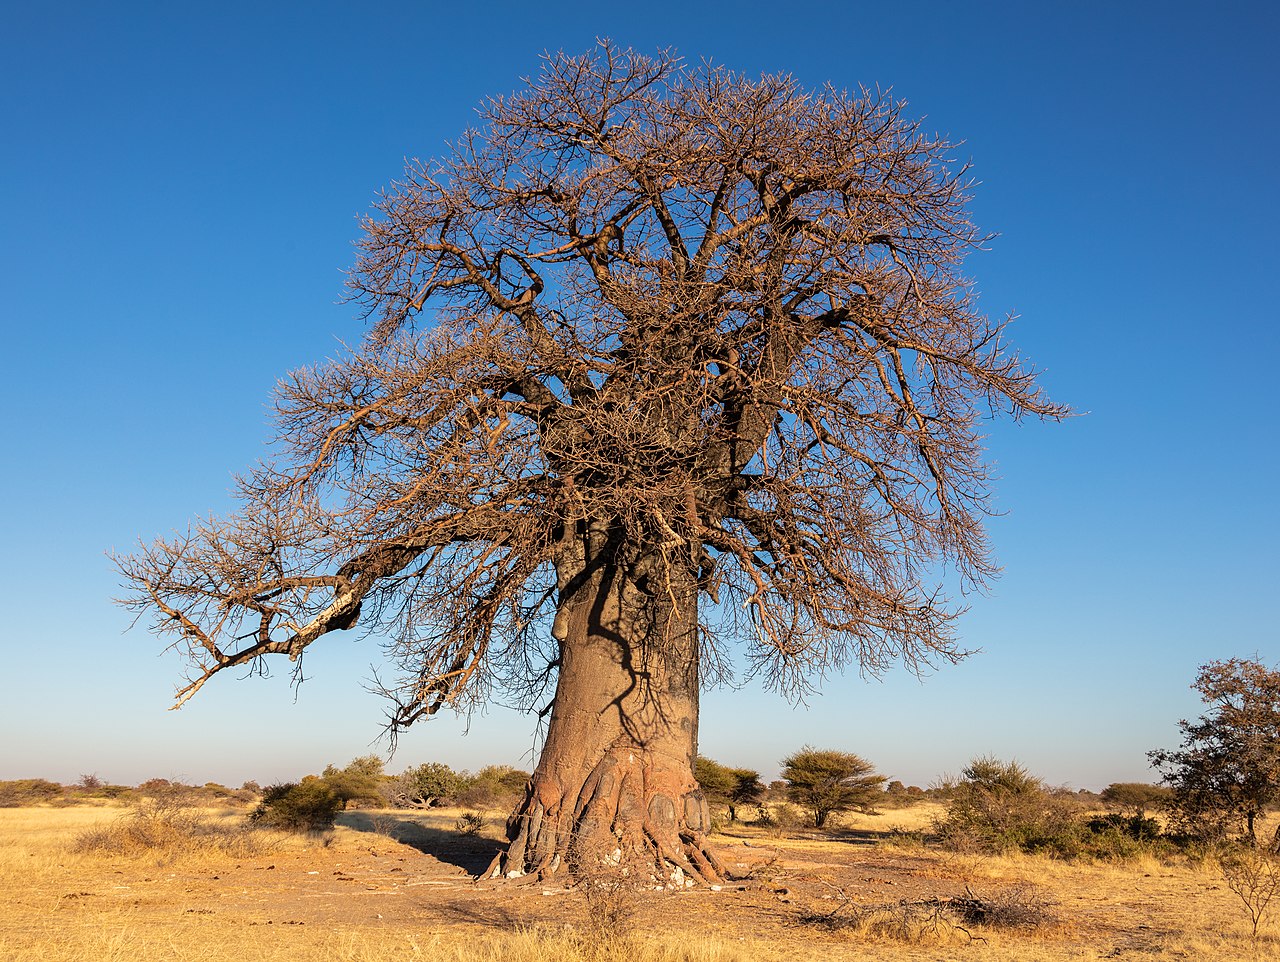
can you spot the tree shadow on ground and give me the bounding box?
[823,828,884,846]
[817,826,941,848]
[715,824,935,847]
[433,898,539,931]
[337,811,503,876]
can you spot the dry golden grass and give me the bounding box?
[835,801,945,834]
[2,804,1278,961]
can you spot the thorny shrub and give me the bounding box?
[567,832,655,950]
[933,757,1081,855]
[455,811,487,836]
[1219,843,1280,940]
[74,795,266,858]
[753,803,803,838]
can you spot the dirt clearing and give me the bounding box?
[1,805,1272,961]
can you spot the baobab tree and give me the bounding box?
[117,44,1065,884]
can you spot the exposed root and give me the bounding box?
[488,751,725,888]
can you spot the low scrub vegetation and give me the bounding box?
[0,778,65,807]
[0,776,253,809]
[74,795,267,857]
[1219,842,1280,940]
[932,756,1187,861]
[801,881,1056,946]
[454,810,488,836]
[251,780,345,832]
[3,745,1278,961]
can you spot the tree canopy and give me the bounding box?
[1150,658,1280,847]
[694,756,763,821]
[1099,782,1169,819]
[781,746,886,827]
[117,44,1061,726]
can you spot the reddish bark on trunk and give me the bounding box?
[493,548,725,885]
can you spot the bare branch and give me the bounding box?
[119,42,1064,729]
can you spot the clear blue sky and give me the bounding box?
[2,1,1276,791]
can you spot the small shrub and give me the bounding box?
[754,803,802,837]
[1220,844,1280,940]
[455,810,487,836]
[76,797,201,854]
[881,827,928,850]
[802,883,1053,944]
[251,781,343,832]
[568,833,645,949]
[75,796,265,857]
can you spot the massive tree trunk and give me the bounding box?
[493,536,726,886]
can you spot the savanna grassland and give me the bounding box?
[1,798,1275,962]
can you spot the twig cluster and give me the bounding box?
[116,42,1065,732]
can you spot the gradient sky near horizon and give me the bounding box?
[2,1,1276,792]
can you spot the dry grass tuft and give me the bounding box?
[72,797,268,859]
[449,926,754,962]
[801,881,1053,947]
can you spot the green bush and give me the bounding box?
[251,781,344,832]
[321,756,388,809]
[390,762,465,807]
[455,765,529,809]
[1076,813,1172,861]
[934,757,1082,855]
[1086,813,1162,841]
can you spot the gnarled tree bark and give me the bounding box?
[496,532,725,884]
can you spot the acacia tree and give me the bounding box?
[116,44,1063,883]
[781,747,886,828]
[694,756,762,822]
[1149,658,1280,847]
[1099,782,1169,820]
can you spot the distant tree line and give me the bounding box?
[8,657,1277,857]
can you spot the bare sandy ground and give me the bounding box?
[2,805,1274,961]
